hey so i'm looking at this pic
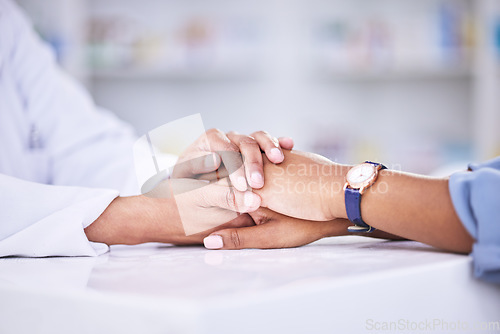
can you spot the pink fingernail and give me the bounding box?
[244,191,258,208]
[270,147,283,159]
[250,172,264,187]
[236,176,247,190]
[204,235,223,249]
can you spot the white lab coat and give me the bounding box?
[0,0,140,257]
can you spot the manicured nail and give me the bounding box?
[236,176,247,190]
[270,147,283,160]
[204,235,223,249]
[250,171,264,187]
[244,191,257,208]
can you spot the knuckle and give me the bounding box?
[225,190,237,209]
[207,128,223,136]
[247,158,263,171]
[253,130,270,137]
[239,136,258,147]
[230,229,242,248]
[250,211,269,225]
[222,141,239,152]
[265,134,279,146]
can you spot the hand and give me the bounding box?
[202,208,352,250]
[85,178,262,245]
[172,129,294,191]
[253,150,351,221]
[169,213,256,246]
[148,178,262,235]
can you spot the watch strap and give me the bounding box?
[345,187,366,226]
[345,161,387,233]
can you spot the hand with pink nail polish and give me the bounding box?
[203,209,401,250]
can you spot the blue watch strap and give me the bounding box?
[345,162,387,233]
[345,187,366,227]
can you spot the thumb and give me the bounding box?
[202,219,321,250]
[201,182,261,213]
[203,224,277,250]
[172,152,221,178]
[203,216,349,250]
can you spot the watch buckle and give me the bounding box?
[347,224,374,233]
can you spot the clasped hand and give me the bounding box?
[198,150,355,249]
[156,128,357,250]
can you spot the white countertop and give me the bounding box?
[1,236,499,334]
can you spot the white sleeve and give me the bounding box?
[2,0,139,195]
[0,1,140,257]
[0,174,116,257]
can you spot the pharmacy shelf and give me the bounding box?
[315,66,471,82]
[91,65,472,82]
[90,67,260,81]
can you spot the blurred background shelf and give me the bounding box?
[315,66,472,81]
[90,67,261,81]
[16,0,500,174]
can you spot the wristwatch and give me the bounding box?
[344,161,387,233]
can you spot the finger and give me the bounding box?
[201,182,261,213]
[251,131,284,164]
[219,213,256,229]
[227,132,264,189]
[172,152,221,178]
[278,137,294,150]
[171,214,255,246]
[196,165,229,182]
[206,129,247,191]
[204,217,339,250]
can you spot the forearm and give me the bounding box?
[84,196,179,245]
[324,218,405,241]
[334,170,473,253]
[257,150,471,252]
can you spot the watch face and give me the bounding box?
[346,163,376,188]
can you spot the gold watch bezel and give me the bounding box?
[343,163,382,195]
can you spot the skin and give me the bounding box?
[84,194,256,245]
[208,208,402,250]
[85,129,294,246]
[172,129,293,190]
[206,150,474,253]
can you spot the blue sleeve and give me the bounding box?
[449,157,500,283]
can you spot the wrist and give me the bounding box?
[85,195,178,245]
[136,195,182,244]
[324,163,351,220]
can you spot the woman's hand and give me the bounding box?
[202,208,352,250]
[172,129,294,191]
[253,150,351,222]
[202,208,404,250]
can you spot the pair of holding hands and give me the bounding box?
[160,128,357,250]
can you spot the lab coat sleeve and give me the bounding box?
[4,0,139,195]
[0,1,140,257]
[449,157,500,283]
[0,174,115,257]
